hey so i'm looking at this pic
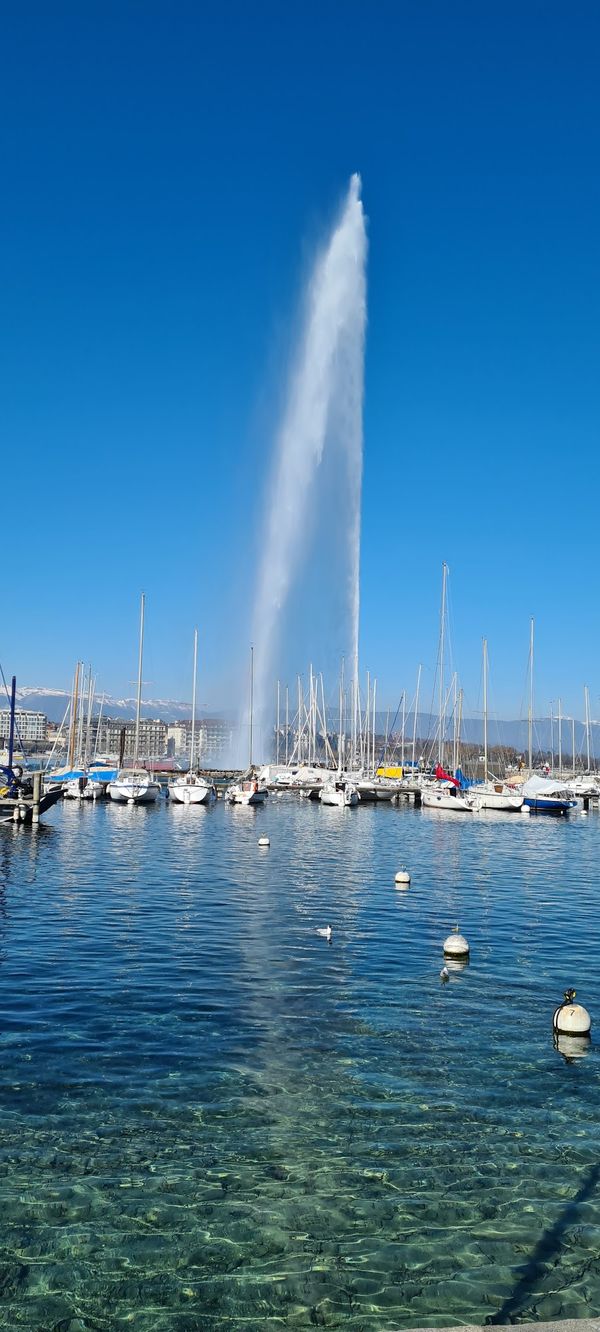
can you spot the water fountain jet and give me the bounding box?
[251,174,368,760]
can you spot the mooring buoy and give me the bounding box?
[553,988,591,1037]
[443,925,470,959]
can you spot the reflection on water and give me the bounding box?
[0,798,599,1328]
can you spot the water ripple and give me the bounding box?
[0,797,598,1328]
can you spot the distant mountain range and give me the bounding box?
[12,686,231,724]
[384,711,599,760]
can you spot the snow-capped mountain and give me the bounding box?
[13,685,230,724]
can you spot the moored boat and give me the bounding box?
[520,775,578,815]
[170,772,216,805]
[108,768,161,804]
[168,629,216,807]
[320,779,359,807]
[469,782,524,812]
[225,778,268,805]
[108,595,161,805]
[421,785,473,812]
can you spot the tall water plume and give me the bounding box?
[252,174,367,758]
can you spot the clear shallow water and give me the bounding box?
[0,798,600,1331]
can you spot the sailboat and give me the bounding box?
[62,667,116,800]
[421,563,473,813]
[505,620,576,814]
[225,647,268,805]
[469,640,524,812]
[320,778,359,807]
[108,595,161,805]
[169,629,216,806]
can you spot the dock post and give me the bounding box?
[32,771,42,824]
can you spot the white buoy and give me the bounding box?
[316,925,332,941]
[394,869,411,885]
[553,989,591,1037]
[443,926,470,959]
[520,805,530,815]
[258,836,270,847]
[581,810,588,817]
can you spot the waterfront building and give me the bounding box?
[0,710,47,744]
[95,717,168,759]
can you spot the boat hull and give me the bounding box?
[524,797,578,814]
[471,789,524,811]
[421,790,473,812]
[108,781,161,804]
[225,781,268,805]
[320,783,359,807]
[170,780,215,805]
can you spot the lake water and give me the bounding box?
[1,795,600,1330]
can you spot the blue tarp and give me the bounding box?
[455,767,473,789]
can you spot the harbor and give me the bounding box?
[1,791,599,1329]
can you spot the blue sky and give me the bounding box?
[2,1,599,721]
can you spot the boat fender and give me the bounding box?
[553,988,591,1037]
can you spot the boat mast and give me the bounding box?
[7,675,16,771]
[93,692,106,761]
[439,562,447,767]
[483,638,488,783]
[558,697,562,778]
[190,628,198,772]
[585,684,591,771]
[411,663,422,773]
[134,593,145,768]
[400,689,406,772]
[372,678,377,774]
[76,665,86,765]
[338,659,344,772]
[276,680,280,766]
[308,664,313,766]
[249,645,254,768]
[68,661,80,770]
[297,676,302,764]
[83,669,94,766]
[572,717,576,777]
[528,616,534,773]
[285,686,289,765]
[457,687,463,772]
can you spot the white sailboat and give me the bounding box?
[108,594,161,805]
[421,563,472,814]
[320,778,359,807]
[226,646,268,805]
[421,785,473,812]
[469,639,524,812]
[169,629,216,806]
